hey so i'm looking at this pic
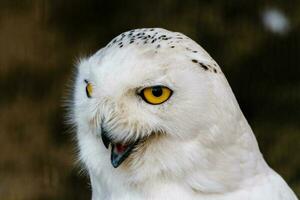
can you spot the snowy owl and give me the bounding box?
[71,28,298,200]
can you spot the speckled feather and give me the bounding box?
[104,28,220,73]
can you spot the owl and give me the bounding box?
[71,28,298,200]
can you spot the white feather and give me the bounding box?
[71,28,298,200]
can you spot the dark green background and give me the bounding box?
[0,0,299,199]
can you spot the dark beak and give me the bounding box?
[101,128,110,149]
[110,142,138,168]
[101,125,139,168]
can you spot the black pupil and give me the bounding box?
[152,86,163,97]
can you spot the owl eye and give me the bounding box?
[140,86,172,105]
[85,81,93,98]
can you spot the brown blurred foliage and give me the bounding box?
[0,0,299,199]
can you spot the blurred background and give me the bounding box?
[0,0,299,199]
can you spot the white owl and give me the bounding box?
[71,28,298,200]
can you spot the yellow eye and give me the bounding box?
[141,86,172,105]
[86,82,93,98]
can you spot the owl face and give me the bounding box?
[73,28,224,169]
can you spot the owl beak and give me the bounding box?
[101,126,139,168]
[110,141,139,168]
[101,129,110,149]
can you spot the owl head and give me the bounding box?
[71,28,253,189]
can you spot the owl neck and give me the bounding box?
[189,113,270,193]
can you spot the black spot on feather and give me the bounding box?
[199,63,209,70]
